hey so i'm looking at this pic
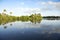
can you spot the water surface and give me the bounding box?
[0,19,60,40]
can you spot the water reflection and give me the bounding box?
[3,23,13,29]
[0,19,42,29]
[10,24,12,26]
[0,19,42,25]
[43,18,60,20]
[4,26,7,29]
[30,19,42,24]
[0,18,60,40]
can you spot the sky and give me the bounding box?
[0,0,60,16]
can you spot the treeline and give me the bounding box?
[43,16,60,20]
[0,10,42,25]
[0,14,42,25]
[43,16,60,18]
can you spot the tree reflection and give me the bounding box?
[30,19,42,24]
[10,24,12,26]
[0,19,42,29]
[4,26,7,29]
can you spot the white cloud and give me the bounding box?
[37,1,60,10]
[53,2,60,10]
[7,8,41,16]
[15,8,41,13]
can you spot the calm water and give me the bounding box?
[0,19,60,40]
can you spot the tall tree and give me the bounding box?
[10,12,12,14]
[3,9,6,12]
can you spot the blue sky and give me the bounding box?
[0,0,60,16]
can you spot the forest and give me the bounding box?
[0,9,42,25]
